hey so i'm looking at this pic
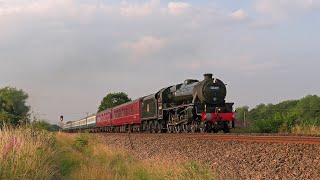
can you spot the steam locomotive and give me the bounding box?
[62,74,238,133]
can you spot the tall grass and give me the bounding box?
[57,133,217,180]
[0,126,60,179]
[291,124,320,135]
[1,126,218,179]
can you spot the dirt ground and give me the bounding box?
[100,134,320,180]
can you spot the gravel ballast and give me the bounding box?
[100,134,320,179]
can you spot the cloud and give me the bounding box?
[0,0,111,19]
[120,0,160,17]
[167,1,191,15]
[230,9,248,20]
[181,54,280,76]
[255,0,320,20]
[122,36,166,61]
[1,0,317,123]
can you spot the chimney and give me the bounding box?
[204,73,213,80]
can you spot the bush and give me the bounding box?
[73,133,89,151]
[255,119,282,133]
[31,120,51,131]
[238,95,320,134]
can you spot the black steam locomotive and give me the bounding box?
[140,73,237,133]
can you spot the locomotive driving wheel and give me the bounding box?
[181,124,188,133]
[206,122,213,133]
[157,121,163,133]
[167,124,173,133]
[190,121,197,133]
[199,121,205,133]
[150,121,156,133]
[174,125,181,133]
[153,121,159,133]
[142,121,149,133]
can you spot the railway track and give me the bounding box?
[101,133,320,145]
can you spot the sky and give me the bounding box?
[0,0,319,124]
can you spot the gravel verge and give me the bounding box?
[100,134,320,179]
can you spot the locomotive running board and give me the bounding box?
[162,103,194,111]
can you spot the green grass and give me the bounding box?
[230,127,260,134]
[182,161,215,180]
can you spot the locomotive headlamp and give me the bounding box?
[213,78,217,83]
[205,113,212,121]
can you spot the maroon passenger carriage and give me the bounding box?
[96,99,143,132]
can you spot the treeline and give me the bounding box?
[236,95,320,133]
[0,86,58,131]
[0,87,30,126]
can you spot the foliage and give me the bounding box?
[31,120,51,131]
[98,92,131,112]
[29,120,60,132]
[0,87,30,126]
[238,95,320,133]
[73,133,89,151]
[0,111,14,125]
[49,124,61,131]
[235,106,249,121]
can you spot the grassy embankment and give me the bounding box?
[290,125,320,135]
[231,124,320,135]
[57,133,217,179]
[0,127,217,179]
[0,126,60,179]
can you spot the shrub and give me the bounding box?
[73,133,89,151]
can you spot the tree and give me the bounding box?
[235,106,249,121]
[98,92,131,112]
[49,124,61,132]
[31,120,51,131]
[0,111,14,126]
[0,87,30,126]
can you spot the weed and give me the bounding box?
[73,133,89,151]
[182,160,214,180]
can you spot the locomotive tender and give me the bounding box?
[62,74,238,133]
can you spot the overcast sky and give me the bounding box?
[0,0,319,123]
